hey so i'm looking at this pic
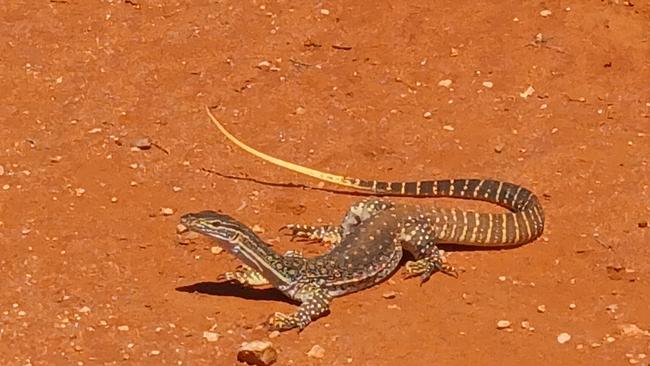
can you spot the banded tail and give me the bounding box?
[205,106,545,246]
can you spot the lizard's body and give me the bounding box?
[179,108,545,331]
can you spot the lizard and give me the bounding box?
[179,106,545,331]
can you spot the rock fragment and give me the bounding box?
[307,344,325,359]
[438,79,452,88]
[133,138,151,150]
[496,320,511,329]
[203,331,220,342]
[237,340,278,366]
[557,332,571,344]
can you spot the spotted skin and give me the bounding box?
[182,206,456,330]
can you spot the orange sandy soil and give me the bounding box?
[1,1,649,365]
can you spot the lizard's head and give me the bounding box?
[180,210,251,243]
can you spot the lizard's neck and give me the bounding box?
[211,227,299,288]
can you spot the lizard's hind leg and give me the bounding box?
[399,219,458,284]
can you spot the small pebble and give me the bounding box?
[557,332,571,344]
[618,323,650,337]
[149,350,160,356]
[78,306,91,313]
[496,320,511,329]
[482,81,494,88]
[133,138,151,150]
[237,340,278,366]
[438,79,452,88]
[75,188,86,196]
[252,224,265,233]
[569,303,576,310]
[2,184,9,190]
[540,9,552,17]
[494,143,505,153]
[307,344,325,359]
[423,111,433,119]
[382,291,397,299]
[160,207,174,216]
[450,48,459,57]
[320,9,330,15]
[117,325,129,331]
[203,331,220,342]
[268,330,280,339]
[442,125,455,131]
[172,186,182,192]
[176,224,188,234]
[295,106,306,115]
[0,165,4,176]
[520,85,535,99]
[110,197,118,203]
[257,60,271,69]
[537,304,546,313]
[210,246,224,255]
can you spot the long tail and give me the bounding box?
[205,106,545,246]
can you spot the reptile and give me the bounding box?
[179,107,545,331]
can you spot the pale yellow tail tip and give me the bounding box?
[204,105,356,189]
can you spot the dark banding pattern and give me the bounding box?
[345,178,544,247]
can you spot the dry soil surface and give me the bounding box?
[1,1,649,365]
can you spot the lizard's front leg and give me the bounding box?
[218,250,305,287]
[268,284,331,331]
[280,224,343,246]
[280,198,394,246]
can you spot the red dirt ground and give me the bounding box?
[1,1,649,365]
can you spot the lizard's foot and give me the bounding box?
[267,311,310,331]
[218,265,269,287]
[280,224,342,246]
[404,248,458,284]
[267,285,331,331]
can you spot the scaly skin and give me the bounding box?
[181,205,455,331]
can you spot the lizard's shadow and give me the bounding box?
[176,282,298,305]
